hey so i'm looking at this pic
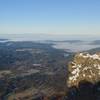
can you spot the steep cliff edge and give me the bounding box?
[67,52,100,87]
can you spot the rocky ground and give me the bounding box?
[67,52,100,87]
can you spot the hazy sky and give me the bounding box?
[0,0,100,35]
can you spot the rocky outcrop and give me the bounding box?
[67,52,100,87]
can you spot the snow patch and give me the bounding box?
[79,53,100,60]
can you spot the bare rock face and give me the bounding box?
[67,52,100,87]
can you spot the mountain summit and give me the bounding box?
[67,52,100,87]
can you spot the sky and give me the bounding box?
[0,0,100,36]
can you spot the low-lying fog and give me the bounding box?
[0,34,100,52]
[0,34,99,41]
[52,42,100,52]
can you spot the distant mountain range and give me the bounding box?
[0,33,100,41]
[0,39,8,41]
[90,40,100,45]
[44,40,83,43]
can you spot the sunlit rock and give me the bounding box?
[67,52,100,87]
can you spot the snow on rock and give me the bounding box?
[67,52,100,87]
[79,53,100,60]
